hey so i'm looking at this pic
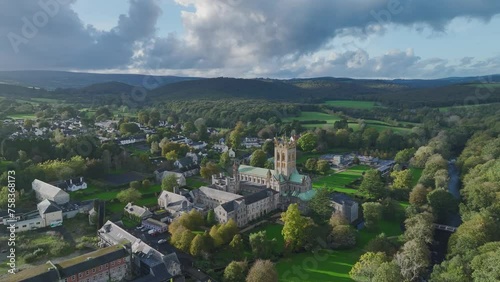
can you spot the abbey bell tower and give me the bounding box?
[274,136,297,177]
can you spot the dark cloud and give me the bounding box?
[0,0,499,78]
[0,0,161,70]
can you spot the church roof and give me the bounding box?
[289,171,307,184]
[238,165,271,178]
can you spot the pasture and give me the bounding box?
[324,100,378,109]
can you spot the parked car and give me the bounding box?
[158,239,167,244]
[148,229,157,235]
[135,225,143,230]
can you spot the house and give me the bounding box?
[98,221,182,281]
[32,179,70,205]
[173,157,200,177]
[170,135,190,144]
[37,199,63,228]
[228,148,236,158]
[124,203,153,220]
[51,177,87,192]
[330,193,359,223]
[189,141,207,150]
[154,169,186,187]
[8,245,131,282]
[242,137,263,148]
[142,218,168,233]
[158,191,193,217]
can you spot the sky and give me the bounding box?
[0,0,499,79]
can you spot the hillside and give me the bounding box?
[0,70,199,90]
[150,77,310,101]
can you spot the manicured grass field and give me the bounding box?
[283,111,343,125]
[284,111,413,133]
[275,219,403,282]
[186,177,210,189]
[325,100,378,109]
[313,165,371,195]
[409,167,423,186]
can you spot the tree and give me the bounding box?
[200,162,220,179]
[448,213,499,257]
[394,148,416,164]
[209,225,224,247]
[206,209,216,226]
[220,151,231,167]
[119,122,140,134]
[305,158,317,172]
[330,225,356,249]
[224,261,248,282]
[373,261,403,282]
[162,174,178,192]
[246,260,278,282]
[316,160,330,174]
[281,203,314,252]
[365,233,398,256]
[130,180,141,189]
[229,121,245,148]
[391,169,413,190]
[411,146,435,168]
[249,231,276,259]
[250,149,267,168]
[117,188,141,203]
[177,229,195,252]
[470,242,500,282]
[218,219,239,244]
[395,239,431,281]
[434,169,449,189]
[165,150,178,161]
[329,213,349,228]
[142,179,150,188]
[362,202,383,230]
[150,141,160,155]
[308,188,332,222]
[262,140,274,156]
[229,234,244,256]
[350,252,388,282]
[190,234,205,257]
[409,184,429,206]
[297,133,318,152]
[404,212,434,244]
[419,154,448,188]
[426,188,457,222]
[359,169,386,199]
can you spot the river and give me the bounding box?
[431,160,462,265]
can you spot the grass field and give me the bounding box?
[245,223,285,254]
[284,111,413,133]
[186,177,210,189]
[312,165,371,195]
[275,219,403,282]
[325,100,378,109]
[409,167,423,186]
[6,113,36,119]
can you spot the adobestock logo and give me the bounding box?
[7,0,72,54]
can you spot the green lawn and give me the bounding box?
[325,100,378,109]
[0,160,14,172]
[275,219,403,282]
[283,111,413,133]
[6,113,36,119]
[245,223,285,254]
[313,165,371,195]
[409,167,423,186]
[186,177,209,189]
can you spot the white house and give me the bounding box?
[32,179,70,205]
[155,170,186,187]
[52,177,87,192]
[124,203,153,219]
[158,191,193,217]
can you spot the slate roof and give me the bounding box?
[330,193,357,206]
[57,245,128,278]
[244,188,278,205]
[32,179,69,200]
[37,199,62,214]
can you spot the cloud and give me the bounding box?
[0,0,500,78]
[0,0,161,70]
